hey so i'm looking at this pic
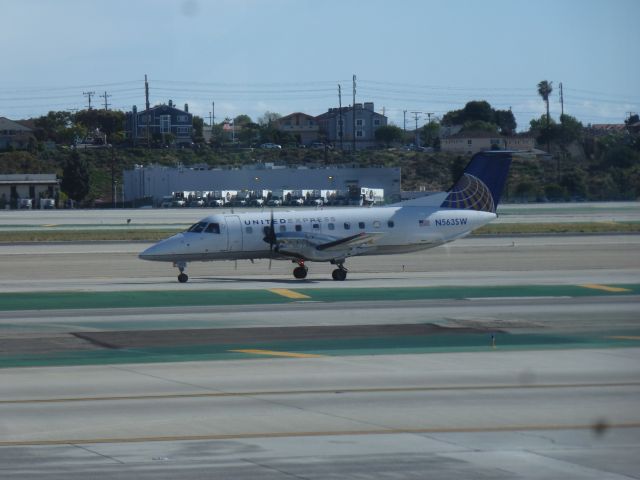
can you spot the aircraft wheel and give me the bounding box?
[178,273,189,283]
[293,266,308,279]
[332,268,347,281]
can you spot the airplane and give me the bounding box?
[139,150,513,282]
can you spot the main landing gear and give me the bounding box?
[293,259,308,279]
[291,260,348,281]
[331,264,347,281]
[175,262,188,283]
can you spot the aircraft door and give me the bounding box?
[225,215,243,251]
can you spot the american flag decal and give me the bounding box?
[419,219,430,227]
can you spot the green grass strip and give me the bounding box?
[0,284,637,312]
[2,331,639,368]
[475,222,640,235]
[0,289,291,311]
[0,222,638,243]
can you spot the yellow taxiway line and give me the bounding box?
[2,422,640,446]
[230,349,323,358]
[268,288,311,299]
[580,283,631,293]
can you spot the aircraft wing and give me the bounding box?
[275,231,384,261]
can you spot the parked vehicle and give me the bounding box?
[260,143,282,149]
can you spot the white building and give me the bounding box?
[123,164,401,205]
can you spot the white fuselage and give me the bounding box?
[139,205,496,264]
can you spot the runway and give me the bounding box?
[0,222,639,477]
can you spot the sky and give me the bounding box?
[1,0,639,131]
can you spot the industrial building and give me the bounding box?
[123,163,401,206]
[0,174,59,209]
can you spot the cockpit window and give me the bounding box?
[187,222,207,233]
[205,223,220,234]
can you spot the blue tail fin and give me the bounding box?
[440,151,512,213]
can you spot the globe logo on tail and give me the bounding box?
[440,173,495,212]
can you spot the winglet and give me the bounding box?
[440,151,512,212]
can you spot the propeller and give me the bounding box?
[262,210,277,269]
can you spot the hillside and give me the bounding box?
[1,142,639,205]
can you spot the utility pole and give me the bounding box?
[111,146,116,208]
[559,82,564,120]
[403,110,407,133]
[83,91,96,110]
[352,74,356,153]
[411,111,421,147]
[426,112,434,124]
[338,84,344,151]
[100,91,111,110]
[144,74,150,147]
[212,101,215,125]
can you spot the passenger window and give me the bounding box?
[328,223,335,231]
[358,221,365,229]
[388,220,395,228]
[279,225,287,232]
[373,221,381,228]
[205,223,220,234]
[188,222,207,233]
[312,223,320,230]
[245,226,253,234]
[344,222,351,230]
[295,224,302,232]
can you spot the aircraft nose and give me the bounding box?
[139,235,183,261]
[138,243,159,261]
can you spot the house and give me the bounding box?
[440,130,535,154]
[124,100,193,146]
[587,124,627,136]
[273,113,319,145]
[0,117,34,150]
[315,102,387,150]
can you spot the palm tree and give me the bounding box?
[537,80,553,152]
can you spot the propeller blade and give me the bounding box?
[262,209,277,251]
[262,210,277,274]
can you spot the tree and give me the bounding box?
[61,151,90,202]
[463,101,494,123]
[441,101,516,134]
[537,80,553,151]
[461,120,498,134]
[441,108,465,126]
[530,114,559,145]
[494,109,517,134]
[233,114,252,126]
[192,115,204,139]
[257,111,281,126]
[74,109,125,141]
[33,110,82,144]
[558,114,583,145]
[238,122,261,146]
[374,125,404,146]
[420,122,440,147]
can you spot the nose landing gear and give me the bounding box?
[174,262,188,283]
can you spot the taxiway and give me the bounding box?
[0,209,639,478]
